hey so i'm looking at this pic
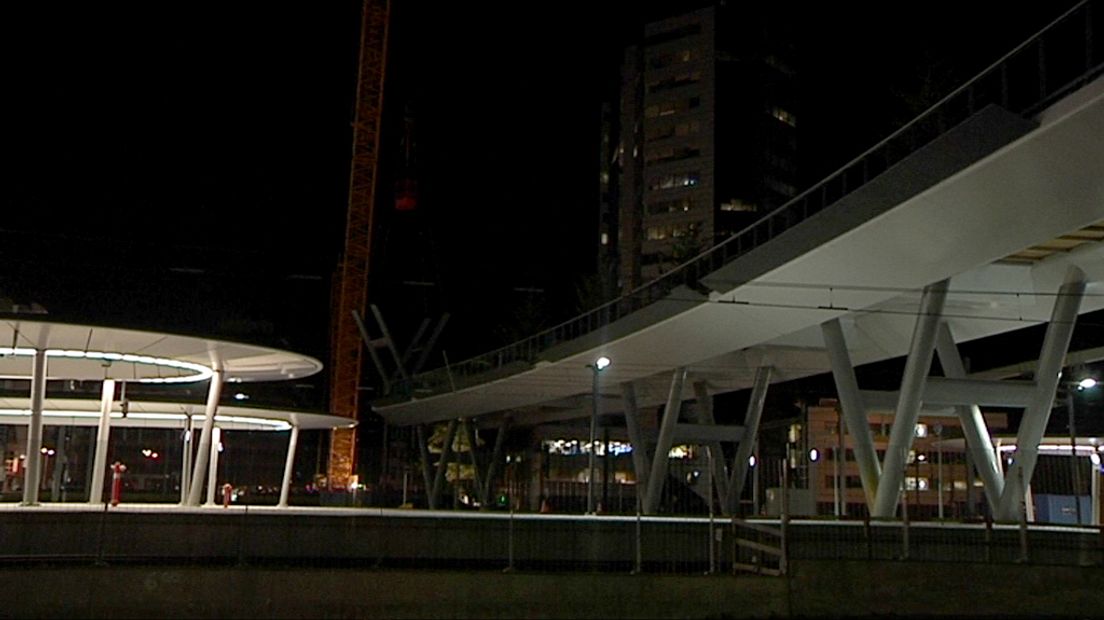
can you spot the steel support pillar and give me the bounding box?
[179,413,193,505]
[643,367,686,514]
[726,366,772,515]
[997,268,1085,520]
[88,379,116,504]
[934,322,1004,511]
[479,416,510,510]
[21,350,47,506]
[186,366,224,506]
[873,280,948,518]
[692,381,729,511]
[429,419,458,510]
[621,382,651,495]
[204,427,222,506]
[416,424,434,504]
[277,425,300,508]
[822,319,881,508]
[461,419,485,506]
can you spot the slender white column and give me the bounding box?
[186,367,224,506]
[1092,459,1100,526]
[693,381,729,511]
[873,280,948,518]
[621,382,651,494]
[822,319,881,508]
[997,269,1085,520]
[88,379,116,504]
[643,367,686,514]
[205,427,222,506]
[278,425,300,508]
[179,414,194,504]
[21,350,47,506]
[934,323,1004,511]
[726,366,772,514]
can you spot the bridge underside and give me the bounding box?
[377,77,1104,426]
[376,75,1104,516]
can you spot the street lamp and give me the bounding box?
[1065,372,1098,525]
[587,356,611,514]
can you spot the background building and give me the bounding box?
[608,5,799,293]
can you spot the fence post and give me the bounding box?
[984,514,993,563]
[780,462,789,576]
[707,450,716,575]
[633,497,643,575]
[900,474,910,561]
[864,513,872,560]
[730,513,737,576]
[1018,467,1029,563]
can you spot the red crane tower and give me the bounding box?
[328,0,390,490]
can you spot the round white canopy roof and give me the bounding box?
[0,397,350,432]
[0,319,322,383]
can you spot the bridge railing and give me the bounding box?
[397,1,1103,399]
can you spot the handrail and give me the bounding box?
[391,1,1102,401]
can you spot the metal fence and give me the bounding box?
[2,504,1103,575]
[385,0,1104,401]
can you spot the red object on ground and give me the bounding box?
[223,483,233,508]
[110,462,126,507]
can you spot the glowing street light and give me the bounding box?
[587,356,611,514]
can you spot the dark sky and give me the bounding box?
[1,1,1086,379]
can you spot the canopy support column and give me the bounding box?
[21,350,47,506]
[278,425,300,508]
[187,366,224,506]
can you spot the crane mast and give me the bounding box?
[328,0,390,490]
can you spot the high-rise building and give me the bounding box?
[603,5,799,293]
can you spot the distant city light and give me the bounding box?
[748,455,757,467]
[808,448,819,462]
[234,393,249,401]
[1079,377,1098,390]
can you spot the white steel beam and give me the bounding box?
[934,322,1004,512]
[692,381,729,509]
[186,366,224,506]
[861,377,1037,409]
[822,320,881,508]
[874,280,948,518]
[621,382,651,497]
[643,367,687,514]
[21,350,47,506]
[997,268,1086,520]
[88,379,116,504]
[726,366,772,515]
[277,425,300,508]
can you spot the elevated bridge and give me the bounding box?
[375,3,1104,521]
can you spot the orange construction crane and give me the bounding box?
[328,0,390,490]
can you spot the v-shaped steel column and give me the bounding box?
[873,280,948,518]
[934,322,1004,511]
[996,268,1085,520]
[693,381,729,510]
[643,367,687,514]
[428,419,459,510]
[822,319,881,509]
[621,382,652,498]
[725,366,772,515]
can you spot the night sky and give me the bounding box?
[2,1,1090,401]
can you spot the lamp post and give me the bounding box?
[1066,376,1096,525]
[587,356,611,514]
